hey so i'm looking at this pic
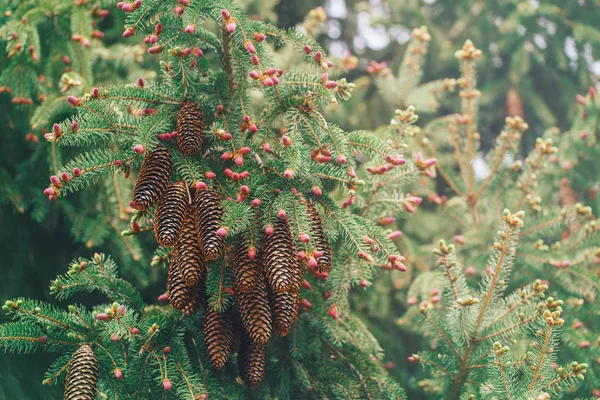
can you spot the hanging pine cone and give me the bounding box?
[233,237,262,293]
[154,182,188,247]
[262,218,298,293]
[306,202,332,274]
[167,253,203,315]
[236,269,272,345]
[176,102,204,155]
[64,344,98,400]
[202,306,234,370]
[238,334,265,389]
[173,205,205,285]
[132,144,173,211]
[194,188,225,260]
[270,290,299,336]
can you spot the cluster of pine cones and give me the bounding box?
[128,102,333,388]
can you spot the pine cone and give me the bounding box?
[154,182,188,247]
[269,290,299,336]
[236,269,272,345]
[263,218,298,293]
[233,237,262,293]
[168,252,202,315]
[306,202,332,274]
[173,206,205,285]
[64,344,98,400]
[194,188,225,260]
[202,306,234,370]
[132,144,173,211]
[177,102,204,155]
[238,334,265,389]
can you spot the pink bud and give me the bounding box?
[226,22,236,33]
[245,42,256,54]
[278,209,287,218]
[185,25,195,34]
[404,203,415,213]
[121,3,133,12]
[248,246,256,259]
[576,94,586,105]
[131,327,140,334]
[175,6,183,15]
[157,293,169,302]
[336,154,347,164]
[43,188,56,196]
[326,81,338,89]
[312,186,322,196]
[465,267,475,276]
[328,305,338,320]
[71,121,79,131]
[282,136,291,146]
[284,169,294,179]
[347,170,356,178]
[359,279,369,288]
[133,145,145,154]
[162,346,171,354]
[263,77,274,86]
[302,280,311,290]
[262,142,271,151]
[297,251,306,259]
[111,333,121,342]
[60,172,70,182]
[234,156,244,166]
[205,171,216,179]
[301,299,312,309]
[249,71,260,80]
[216,227,227,237]
[66,96,79,106]
[50,175,61,185]
[96,313,108,320]
[221,152,232,161]
[39,336,47,343]
[304,45,312,54]
[358,251,366,259]
[122,28,135,38]
[195,181,207,190]
[91,87,100,97]
[408,356,417,363]
[221,9,231,19]
[148,46,162,54]
[252,198,261,206]
[579,340,590,349]
[300,232,310,243]
[388,231,403,240]
[265,225,274,235]
[254,33,265,42]
[249,123,258,133]
[114,368,123,379]
[163,380,172,391]
[407,297,417,305]
[380,217,395,226]
[194,48,203,57]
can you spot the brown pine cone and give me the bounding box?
[154,182,188,247]
[236,269,272,345]
[177,102,204,155]
[194,188,225,260]
[202,306,234,370]
[173,205,205,285]
[269,290,299,337]
[168,252,202,315]
[238,334,265,389]
[64,344,98,400]
[306,202,332,274]
[132,144,173,211]
[233,237,262,293]
[262,218,298,293]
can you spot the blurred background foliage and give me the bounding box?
[0,0,598,398]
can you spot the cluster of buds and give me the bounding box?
[525,193,542,212]
[407,354,420,363]
[96,302,127,322]
[221,9,236,33]
[143,23,163,45]
[214,128,233,141]
[456,295,480,307]
[310,147,333,163]
[492,341,510,358]
[414,152,437,177]
[575,202,593,218]
[335,78,355,102]
[70,32,90,47]
[411,25,431,42]
[505,115,529,131]
[302,6,327,36]
[240,115,258,133]
[10,96,33,105]
[60,74,83,93]
[2,299,24,312]
[157,131,177,141]
[532,279,549,296]
[433,239,455,257]
[366,154,406,175]
[43,168,76,200]
[403,195,423,214]
[320,73,338,89]
[502,209,525,228]
[221,146,251,166]
[549,259,571,269]
[223,168,250,182]
[303,46,334,70]
[366,60,391,76]
[454,39,482,61]
[541,307,565,327]
[249,67,283,87]
[28,45,39,61]
[235,185,250,203]
[117,0,141,13]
